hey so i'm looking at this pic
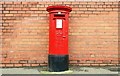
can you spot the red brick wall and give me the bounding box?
[1,1,119,67]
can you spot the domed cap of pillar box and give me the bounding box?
[46,5,72,12]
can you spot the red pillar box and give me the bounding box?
[47,6,72,72]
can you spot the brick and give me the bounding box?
[5,64,14,67]
[87,8,96,11]
[10,60,19,63]
[0,7,2,10]
[70,60,77,64]
[19,60,28,63]
[3,11,9,13]
[22,8,30,10]
[113,2,118,5]
[79,8,87,11]
[0,2,4,4]
[71,14,80,16]
[14,2,21,4]
[14,8,21,10]
[96,2,105,5]
[96,8,105,11]
[0,64,5,67]
[31,64,39,66]
[91,64,100,66]
[112,8,118,11]
[79,2,88,5]
[85,11,93,14]
[64,2,72,5]
[105,8,113,11]
[72,8,79,11]
[31,14,39,16]
[23,64,31,66]
[10,11,17,13]
[82,64,91,66]
[72,2,79,5]
[28,60,36,63]
[111,60,119,64]
[39,14,46,16]
[38,2,47,4]
[14,64,22,67]
[17,11,25,13]
[22,2,29,4]
[29,2,38,5]
[39,8,46,11]
[5,8,13,10]
[87,2,97,5]
[54,2,63,5]
[46,2,54,5]
[30,8,39,10]
[105,2,113,5]
[4,2,13,4]
[14,14,22,16]
[22,14,31,16]
[81,14,89,17]
[99,64,108,66]
[40,64,47,66]
[107,64,115,66]
[5,14,13,16]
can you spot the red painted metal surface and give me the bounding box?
[47,5,72,55]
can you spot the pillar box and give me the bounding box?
[46,5,72,72]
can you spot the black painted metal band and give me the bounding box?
[48,55,69,72]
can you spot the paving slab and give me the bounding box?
[0,66,119,74]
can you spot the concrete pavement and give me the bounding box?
[0,66,119,74]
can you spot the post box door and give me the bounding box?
[51,18,68,55]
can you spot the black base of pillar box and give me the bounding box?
[48,55,69,72]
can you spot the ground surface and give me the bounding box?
[0,66,119,74]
